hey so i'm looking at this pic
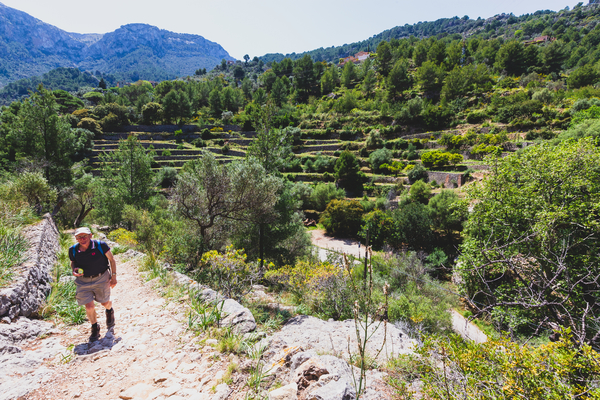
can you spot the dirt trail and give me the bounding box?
[310,229,364,261]
[24,252,232,400]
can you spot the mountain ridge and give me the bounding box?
[0,2,234,87]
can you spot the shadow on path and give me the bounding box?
[74,327,122,356]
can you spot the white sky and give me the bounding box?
[1,0,582,60]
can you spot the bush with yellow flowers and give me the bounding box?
[387,328,600,399]
[200,246,259,302]
[265,260,354,320]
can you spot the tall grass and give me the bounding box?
[41,233,86,325]
[0,224,28,287]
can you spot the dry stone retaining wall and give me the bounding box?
[427,171,465,188]
[0,214,59,322]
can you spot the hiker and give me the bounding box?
[70,227,117,342]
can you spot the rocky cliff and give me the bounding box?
[0,2,234,87]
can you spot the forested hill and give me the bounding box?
[260,4,596,64]
[0,2,234,87]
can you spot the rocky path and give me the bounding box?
[17,251,234,400]
[2,239,415,400]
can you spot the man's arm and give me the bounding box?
[71,260,83,276]
[106,250,117,288]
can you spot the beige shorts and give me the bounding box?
[75,270,111,306]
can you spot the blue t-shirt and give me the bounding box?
[69,240,110,276]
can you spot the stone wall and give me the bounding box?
[0,214,59,322]
[427,171,465,188]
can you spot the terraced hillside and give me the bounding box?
[89,121,511,200]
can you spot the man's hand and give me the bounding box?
[110,275,117,288]
[73,268,83,277]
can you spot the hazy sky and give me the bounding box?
[1,0,581,60]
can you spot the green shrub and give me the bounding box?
[390,331,600,399]
[308,182,345,211]
[407,164,428,183]
[369,148,393,172]
[192,138,205,148]
[107,228,138,247]
[319,199,364,237]
[201,128,212,140]
[162,149,172,157]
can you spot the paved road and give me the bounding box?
[310,229,365,261]
[450,310,488,343]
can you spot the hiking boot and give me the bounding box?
[106,308,115,328]
[89,323,100,342]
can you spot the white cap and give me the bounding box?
[74,227,91,236]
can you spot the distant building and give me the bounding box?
[524,35,554,46]
[355,51,371,61]
[339,51,371,66]
[339,56,357,66]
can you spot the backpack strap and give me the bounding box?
[95,240,105,256]
[70,243,78,259]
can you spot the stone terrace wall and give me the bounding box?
[0,214,59,322]
[427,171,465,188]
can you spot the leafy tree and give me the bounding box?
[13,171,57,213]
[246,103,294,173]
[172,153,282,252]
[232,181,311,265]
[541,39,567,74]
[16,85,75,186]
[162,89,192,124]
[341,62,358,88]
[241,78,253,99]
[71,171,95,227]
[261,70,277,92]
[361,69,377,98]
[428,190,464,235]
[408,180,431,205]
[407,163,428,183]
[52,90,84,114]
[427,39,446,65]
[320,66,339,95]
[334,150,363,196]
[94,136,155,225]
[141,102,163,125]
[307,182,345,211]
[387,59,411,98]
[458,139,600,345]
[376,40,393,77]
[271,77,288,107]
[319,199,364,237]
[567,64,600,89]
[415,61,446,93]
[233,65,245,81]
[368,148,393,172]
[495,40,527,76]
[390,201,433,250]
[293,55,316,102]
[441,64,492,100]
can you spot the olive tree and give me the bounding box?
[171,152,282,253]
